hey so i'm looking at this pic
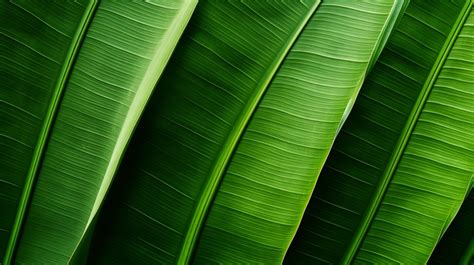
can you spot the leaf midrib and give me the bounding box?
[281,2,408,261]
[337,0,405,135]
[67,1,199,263]
[176,1,321,263]
[2,1,99,264]
[342,0,474,263]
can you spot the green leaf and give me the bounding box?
[365,0,409,73]
[12,1,196,263]
[85,0,403,263]
[0,1,96,262]
[460,240,474,265]
[287,1,473,264]
[429,189,474,265]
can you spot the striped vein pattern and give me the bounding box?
[192,1,398,263]
[287,0,470,263]
[355,10,474,263]
[429,189,474,264]
[88,1,318,264]
[0,0,91,259]
[15,1,192,263]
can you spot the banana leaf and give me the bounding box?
[83,0,403,263]
[9,1,196,263]
[429,188,474,265]
[0,1,96,262]
[286,1,474,264]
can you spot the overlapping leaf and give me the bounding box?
[287,1,473,264]
[1,1,471,264]
[355,8,473,263]
[429,189,474,265]
[12,1,196,263]
[85,0,402,263]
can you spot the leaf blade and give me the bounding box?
[14,1,196,263]
[0,1,97,262]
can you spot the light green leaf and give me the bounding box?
[84,0,402,263]
[0,1,96,262]
[287,1,473,264]
[13,1,196,263]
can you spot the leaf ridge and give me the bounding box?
[177,2,322,263]
[2,1,99,264]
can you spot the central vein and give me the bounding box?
[176,2,321,263]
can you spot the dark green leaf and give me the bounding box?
[0,1,96,262]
